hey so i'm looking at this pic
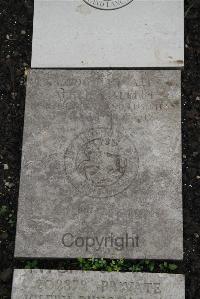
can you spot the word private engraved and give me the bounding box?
[64,128,139,198]
[83,0,134,10]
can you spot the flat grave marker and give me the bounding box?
[31,0,184,67]
[12,270,185,299]
[15,70,182,259]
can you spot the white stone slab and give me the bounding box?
[31,0,184,68]
[12,270,185,299]
[15,70,183,259]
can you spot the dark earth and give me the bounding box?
[0,0,200,298]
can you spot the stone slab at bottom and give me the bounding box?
[12,269,185,299]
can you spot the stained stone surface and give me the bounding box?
[11,270,185,299]
[31,0,184,67]
[15,70,183,259]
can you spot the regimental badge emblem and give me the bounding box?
[83,0,134,10]
[64,128,139,198]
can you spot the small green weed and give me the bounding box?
[25,260,38,269]
[0,205,8,216]
[77,258,178,273]
[159,262,178,272]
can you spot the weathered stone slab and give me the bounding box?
[12,270,185,299]
[15,70,182,259]
[31,0,184,67]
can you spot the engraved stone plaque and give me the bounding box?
[31,0,184,67]
[12,270,185,299]
[15,70,182,259]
